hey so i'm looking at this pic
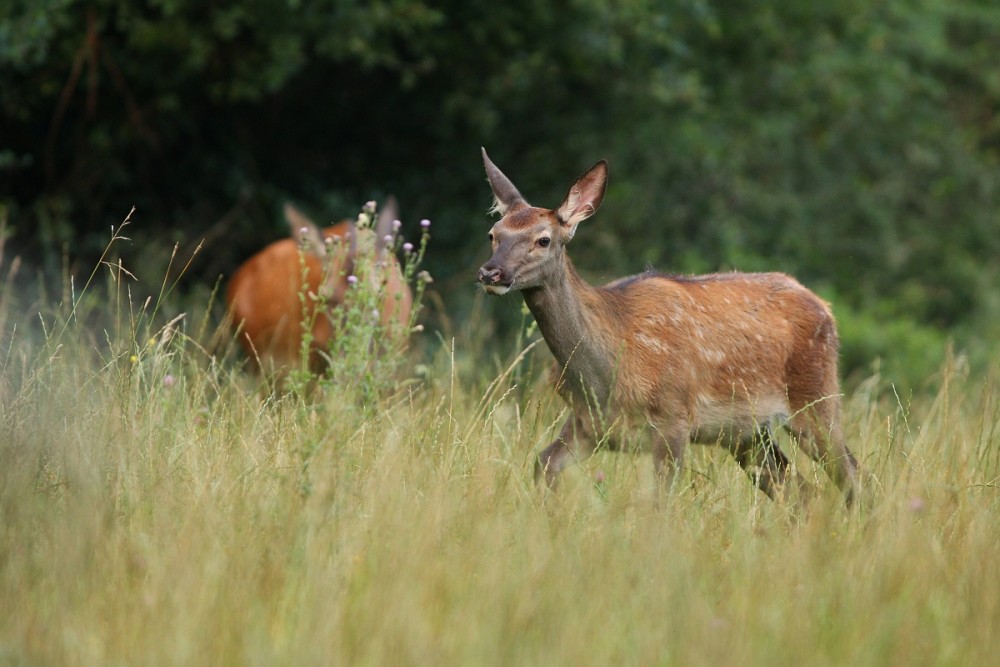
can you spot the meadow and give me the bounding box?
[1,230,999,667]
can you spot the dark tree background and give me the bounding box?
[2,0,999,387]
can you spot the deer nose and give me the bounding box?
[478,266,504,285]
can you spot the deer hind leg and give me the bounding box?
[731,424,788,499]
[535,415,598,488]
[730,424,810,501]
[788,397,862,506]
[649,420,689,493]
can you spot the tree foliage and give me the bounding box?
[1,0,998,386]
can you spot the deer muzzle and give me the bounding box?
[478,265,512,295]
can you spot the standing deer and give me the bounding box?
[227,198,412,373]
[478,148,862,504]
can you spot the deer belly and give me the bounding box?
[689,393,789,445]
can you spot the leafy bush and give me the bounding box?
[2,0,999,384]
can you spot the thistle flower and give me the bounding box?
[383,234,393,245]
[392,219,402,232]
[420,218,431,229]
[347,275,358,286]
[403,242,414,253]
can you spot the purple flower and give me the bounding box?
[420,218,431,229]
[347,275,358,285]
[392,219,402,232]
[383,234,393,245]
[163,374,175,388]
[403,242,414,253]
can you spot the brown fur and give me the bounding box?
[478,148,861,504]
[227,206,412,374]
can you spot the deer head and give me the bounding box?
[478,148,607,294]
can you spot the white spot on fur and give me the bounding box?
[701,348,726,364]
[635,333,670,355]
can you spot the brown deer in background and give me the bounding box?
[227,198,412,373]
[477,148,862,504]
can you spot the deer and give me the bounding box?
[227,198,413,373]
[477,148,863,505]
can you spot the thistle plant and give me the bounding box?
[289,199,431,408]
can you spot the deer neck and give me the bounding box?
[521,256,616,407]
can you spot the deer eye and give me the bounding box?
[537,237,551,248]
[488,232,494,242]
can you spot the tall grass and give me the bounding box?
[1,224,998,666]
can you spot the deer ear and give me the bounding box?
[482,147,526,215]
[285,202,327,256]
[556,160,608,236]
[373,195,399,259]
